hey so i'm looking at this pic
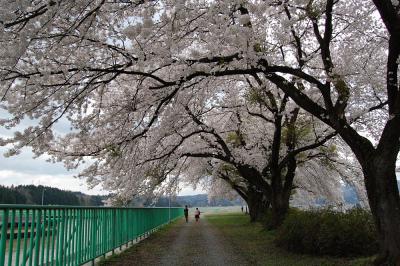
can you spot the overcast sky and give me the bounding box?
[0,146,205,196]
[0,111,205,196]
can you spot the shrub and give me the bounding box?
[275,208,378,257]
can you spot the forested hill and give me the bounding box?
[176,194,242,207]
[0,185,105,206]
[144,194,243,207]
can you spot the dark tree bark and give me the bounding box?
[246,187,270,222]
[261,1,400,262]
[234,166,272,222]
[273,71,400,265]
[269,193,290,229]
[218,169,271,223]
[342,3,400,263]
[364,159,400,266]
[340,121,400,266]
[268,157,297,229]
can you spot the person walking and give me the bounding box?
[184,205,189,222]
[194,208,201,222]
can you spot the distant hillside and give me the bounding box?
[0,185,105,206]
[178,194,242,207]
[144,194,243,207]
[318,181,400,208]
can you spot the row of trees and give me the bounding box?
[0,185,27,204]
[0,0,399,264]
[0,185,104,206]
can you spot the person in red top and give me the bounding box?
[194,208,201,222]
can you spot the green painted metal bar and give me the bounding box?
[40,209,46,266]
[22,210,29,266]
[28,210,36,266]
[66,209,72,266]
[7,209,15,266]
[44,209,51,265]
[0,205,183,266]
[76,209,82,266]
[91,209,96,262]
[58,209,66,266]
[0,209,8,266]
[15,210,22,266]
[34,209,41,266]
[64,209,70,266]
[51,209,58,266]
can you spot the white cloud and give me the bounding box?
[0,170,107,195]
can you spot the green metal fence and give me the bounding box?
[0,205,183,266]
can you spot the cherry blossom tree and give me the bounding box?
[1,0,399,262]
[203,155,365,213]
[200,161,272,222]
[175,81,341,228]
[87,76,353,227]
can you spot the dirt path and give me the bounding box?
[101,216,249,266]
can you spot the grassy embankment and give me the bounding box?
[206,213,375,266]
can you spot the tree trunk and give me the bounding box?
[247,189,270,222]
[268,157,296,230]
[363,158,400,266]
[268,190,291,229]
[336,117,400,265]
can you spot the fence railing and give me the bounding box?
[0,205,183,266]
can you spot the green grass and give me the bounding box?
[206,213,375,266]
[188,205,242,216]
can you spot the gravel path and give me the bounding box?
[102,216,249,266]
[159,218,248,266]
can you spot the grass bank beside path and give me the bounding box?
[206,213,374,266]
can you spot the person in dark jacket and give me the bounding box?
[184,205,189,222]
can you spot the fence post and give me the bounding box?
[34,209,42,266]
[0,209,9,266]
